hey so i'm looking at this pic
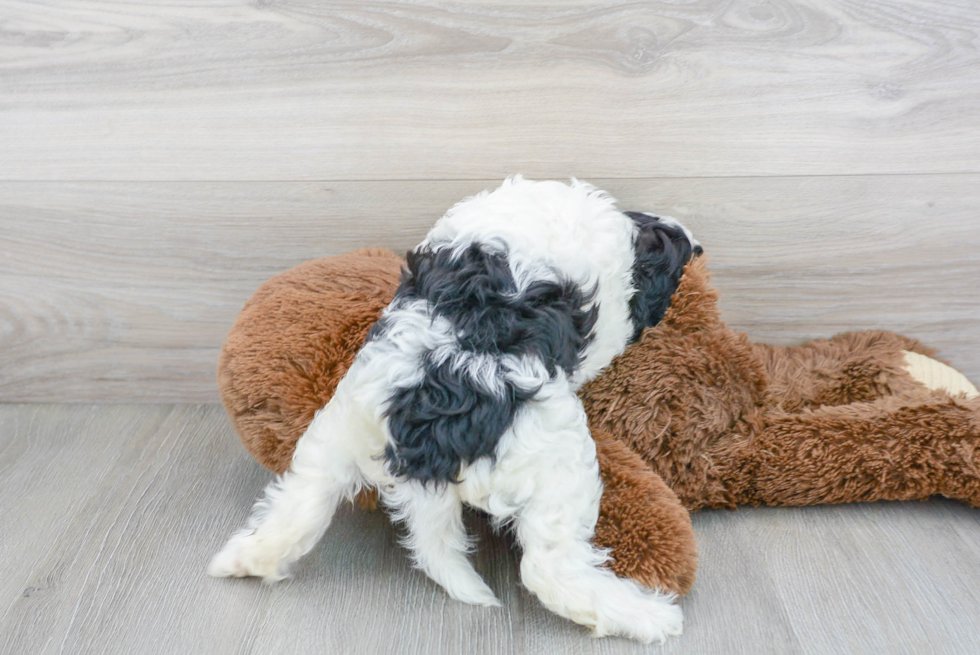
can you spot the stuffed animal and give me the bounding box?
[218,247,980,599]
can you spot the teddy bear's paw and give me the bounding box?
[207,528,293,583]
[592,591,684,644]
[903,351,980,399]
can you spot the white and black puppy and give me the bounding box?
[209,177,702,643]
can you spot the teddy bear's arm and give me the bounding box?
[722,395,980,508]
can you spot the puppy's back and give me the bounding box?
[378,177,639,484]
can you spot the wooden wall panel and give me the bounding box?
[1,1,979,180]
[2,176,977,402]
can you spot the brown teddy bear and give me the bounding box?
[218,247,980,597]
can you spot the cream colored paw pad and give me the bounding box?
[902,351,979,399]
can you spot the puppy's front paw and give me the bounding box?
[207,529,291,583]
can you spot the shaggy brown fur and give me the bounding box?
[592,430,698,593]
[580,258,980,514]
[219,248,402,477]
[218,248,980,597]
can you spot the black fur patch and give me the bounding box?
[382,243,598,484]
[399,244,598,377]
[383,354,536,483]
[625,212,702,342]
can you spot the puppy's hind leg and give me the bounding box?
[208,398,363,582]
[508,393,683,643]
[384,481,500,607]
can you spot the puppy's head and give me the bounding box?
[625,212,703,342]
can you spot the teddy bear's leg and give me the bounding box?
[591,430,698,596]
[499,391,683,643]
[755,330,934,412]
[208,398,365,582]
[380,481,500,607]
[725,395,980,508]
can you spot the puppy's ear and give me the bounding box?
[625,212,700,342]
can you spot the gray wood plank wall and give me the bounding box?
[2,0,979,402]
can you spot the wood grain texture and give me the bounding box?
[1,403,979,654]
[2,176,977,403]
[2,0,979,180]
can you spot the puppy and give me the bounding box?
[209,177,702,643]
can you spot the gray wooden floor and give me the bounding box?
[2,403,979,655]
[2,0,980,404]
